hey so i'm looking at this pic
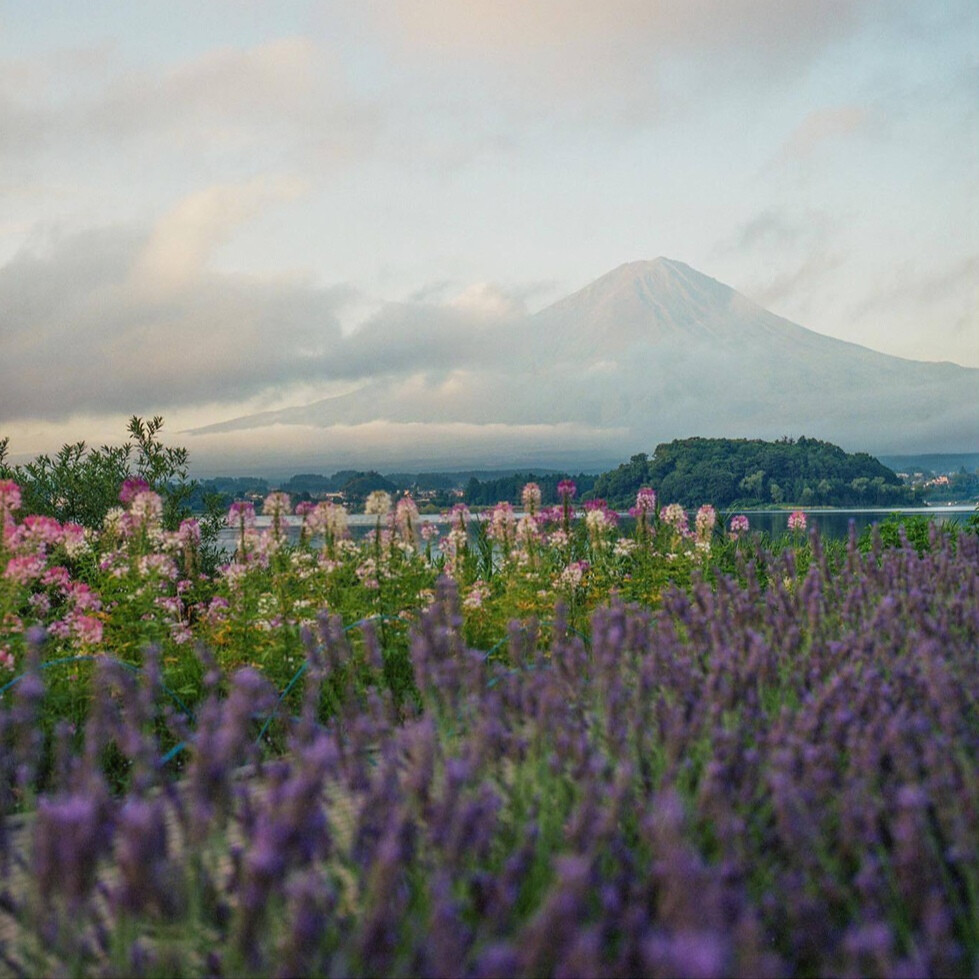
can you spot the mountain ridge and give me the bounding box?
[186,258,978,460]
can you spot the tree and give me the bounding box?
[2,416,197,531]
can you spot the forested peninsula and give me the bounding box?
[587,436,917,509]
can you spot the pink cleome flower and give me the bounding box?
[129,491,163,531]
[69,581,102,612]
[42,565,72,592]
[695,505,717,542]
[61,522,87,557]
[395,494,420,542]
[4,553,46,585]
[445,502,470,531]
[20,515,64,549]
[630,487,656,517]
[263,491,292,519]
[584,499,619,527]
[521,483,542,515]
[728,514,750,539]
[486,502,515,542]
[71,614,103,645]
[119,477,151,504]
[0,480,23,518]
[660,503,689,537]
[556,479,577,501]
[788,510,808,533]
[227,500,257,528]
[177,518,201,546]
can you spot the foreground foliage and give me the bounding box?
[0,515,976,976]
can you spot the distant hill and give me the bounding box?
[589,436,916,510]
[189,257,979,463]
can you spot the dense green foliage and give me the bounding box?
[464,471,598,506]
[590,436,917,509]
[0,416,200,530]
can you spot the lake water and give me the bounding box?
[711,505,973,539]
[215,505,974,553]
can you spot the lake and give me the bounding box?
[215,504,975,553]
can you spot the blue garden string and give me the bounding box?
[0,653,196,721]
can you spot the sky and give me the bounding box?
[1,1,976,473]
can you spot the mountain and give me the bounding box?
[186,259,978,466]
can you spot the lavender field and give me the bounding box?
[0,477,977,977]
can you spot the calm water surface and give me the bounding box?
[216,505,974,552]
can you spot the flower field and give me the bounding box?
[0,475,977,976]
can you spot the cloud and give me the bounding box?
[371,0,867,114]
[183,419,629,472]
[0,37,379,176]
[778,105,873,162]
[377,1,863,66]
[0,209,354,422]
[133,177,308,293]
[844,255,979,366]
[0,189,538,423]
[752,251,847,310]
[721,209,823,254]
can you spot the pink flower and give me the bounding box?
[0,480,23,518]
[226,501,256,528]
[177,518,201,546]
[20,515,63,549]
[446,502,471,531]
[364,491,392,516]
[71,614,103,645]
[395,494,420,545]
[521,482,542,515]
[463,580,491,610]
[29,592,52,615]
[69,582,102,612]
[728,514,750,539]
[695,504,717,542]
[584,499,619,527]
[661,503,689,537]
[630,487,656,516]
[557,560,590,588]
[557,479,577,501]
[516,513,539,545]
[61,523,87,557]
[0,646,14,671]
[46,619,71,639]
[319,502,348,539]
[4,553,46,585]
[129,491,163,531]
[42,565,72,592]
[788,510,807,533]
[119,477,151,504]
[137,554,179,580]
[486,502,515,543]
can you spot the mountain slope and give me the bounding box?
[187,259,978,460]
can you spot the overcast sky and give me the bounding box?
[1,1,976,471]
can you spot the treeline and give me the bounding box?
[463,472,599,507]
[188,471,400,510]
[589,437,918,509]
[183,439,927,514]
